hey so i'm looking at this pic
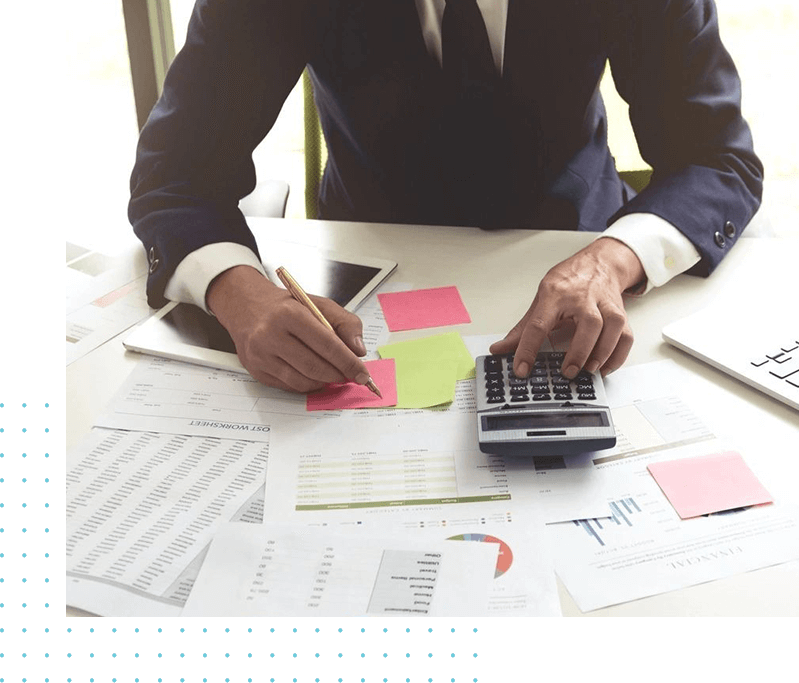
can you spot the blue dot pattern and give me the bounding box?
[0,399,487,679]
[59,619,484,683]
[0,400,54,683]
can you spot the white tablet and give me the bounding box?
[123,244,396,373]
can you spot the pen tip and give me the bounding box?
[367,379,382,398]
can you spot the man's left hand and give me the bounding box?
[489,237,645,379]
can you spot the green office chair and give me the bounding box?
[304,70,325,219]
[618,169,652,194]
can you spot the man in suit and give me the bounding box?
[129,0,762,392]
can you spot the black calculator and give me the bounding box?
[475,352,616,456]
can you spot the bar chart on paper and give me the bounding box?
[574,496,645,547]
[567,392,721,547]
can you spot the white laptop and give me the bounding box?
[663,305,799,411]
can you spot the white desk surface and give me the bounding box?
[67,218,799,617]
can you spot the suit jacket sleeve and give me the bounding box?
[606,0,763,276]
[128,0,331,308]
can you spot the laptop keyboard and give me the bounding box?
[750,339,799,388]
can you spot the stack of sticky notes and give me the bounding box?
[374,285,474,408]
[377,286,471,331]
[306,358,398,411]
[307,285,474,411]
[647,451,773,519]
[378,332,474,408]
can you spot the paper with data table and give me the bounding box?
[184,521,558,616]
[261,404,611,525]
[95,336,484,443]
[546,361,799,612]
[354,516,561,616]
[94,282,399,438]
[66,428,267,616]
[257,343,611,527]
[94,281,489,440]
[66,243,152,365]
[95,354,486,441]
[260,414,574,616]
[96,328,612,524]
[182,523,498,616]
[98,328,487,443]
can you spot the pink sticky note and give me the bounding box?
[647,451,773,519]
[377,286,471,331]
[306,359,397,411]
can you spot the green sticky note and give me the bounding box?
[391,357,459,408]
[378,332,475,381]
[377,332,475,408]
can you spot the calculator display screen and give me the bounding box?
[483,412,607,431]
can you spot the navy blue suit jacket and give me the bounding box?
[130,0,763,308]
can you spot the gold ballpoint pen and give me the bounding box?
[275,266,382,398]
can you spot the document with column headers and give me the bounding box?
[94,281,491,441]
[181,522,498,616]
[66,428,268,616]
[66,243,153,365]
[93,342,482,443]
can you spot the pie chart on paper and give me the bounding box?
[446,533,513,578]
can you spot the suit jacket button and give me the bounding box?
[148,246,160,273]
[714,231,726,248]
[724,221,736,238]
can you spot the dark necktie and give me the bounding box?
[441,0,499,98]
[439,0,510,227]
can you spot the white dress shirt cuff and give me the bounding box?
[597,213,701,296]
[163,242,268,314]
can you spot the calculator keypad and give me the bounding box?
[476,352,616,456]
[481,352,598,405]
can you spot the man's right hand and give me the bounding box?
[206,265,370,393]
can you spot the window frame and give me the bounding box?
[122,0,175,130]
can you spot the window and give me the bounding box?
[49,1,142,253]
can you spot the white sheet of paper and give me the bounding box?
[262,415,561,615]
[356,515,561,616]
[182,522,498,617]
[94,347,479,442]
[66,243,148,314]
[551,460,799,612]
[66,244,153,365]
[93,331,605,523]
[66,428,268,615]
[503,456,611,524]
[548,360,799,612]
[93,282,499,441]
[67,274,152,365]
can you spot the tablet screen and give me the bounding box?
[264,258,382,309]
